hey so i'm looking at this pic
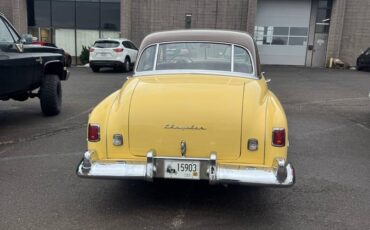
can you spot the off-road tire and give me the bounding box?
[91,65,100,72]
[40,74,62,116]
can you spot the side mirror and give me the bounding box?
[20,34,33,44]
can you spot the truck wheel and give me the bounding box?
[91,65,100,73]
[40,74,62,116]
[124,58,131,72]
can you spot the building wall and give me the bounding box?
[0,0,13,21]
[121,0,253,47]
[328,0,370,66]
[0,0,28,34]
[340,0,370,66]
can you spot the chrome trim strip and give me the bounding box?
[134,70,258,79]
[77,151,295,187]
[231,44,235,72]
[152,44,159,71]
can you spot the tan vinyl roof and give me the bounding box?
[139,29,261,75]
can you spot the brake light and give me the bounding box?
[272,128,285,147]
[89,48,95,52]
[88,124,100,142]
[114,47,124,52]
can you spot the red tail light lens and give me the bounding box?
[272,128,285,147]
[88,124,100,142]
[89,48,95,52]
[113,47,124,52]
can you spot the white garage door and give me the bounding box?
[255,0,311,65]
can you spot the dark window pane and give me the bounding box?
[315,24,330,33]
[271,36,288,45]
[316,9,331,23]
[101,2,120,31]
[34,0,51,27]
[130,42,138,50]
[290,27,308,36]
[289,37,307,46]
[318,0,333,9]
[273,27,289,36]
[93,40,119,48]
[52,1,75,28]
[263,36,272,45]
[124,41,133,49]
[76,2,99,29]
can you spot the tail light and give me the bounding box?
[272,128,285,147]
[89,47,95,52]
[88,124,100,142]
[113,47,124,52]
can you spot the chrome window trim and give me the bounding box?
[134,70,257,79]
[153,43,159,71]
[231,44,235,72]
[134,41,256,79]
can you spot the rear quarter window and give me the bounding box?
[233,46,253,74]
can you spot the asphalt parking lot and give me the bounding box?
[0,66,370,230]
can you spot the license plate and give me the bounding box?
[164,160,200,179]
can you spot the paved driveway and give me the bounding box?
[0,66,369,230]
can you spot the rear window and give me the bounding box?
[156,42,232,72]
[93,40,119,48]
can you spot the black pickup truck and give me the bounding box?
[0,13,69,116]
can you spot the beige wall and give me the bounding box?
[327,0,370,66]
[0,0,28,35]
[121,0,254,47]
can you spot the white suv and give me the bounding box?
[89,38,138,73]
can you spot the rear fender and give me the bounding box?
[264,91,289,167]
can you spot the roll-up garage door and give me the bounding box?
[255,0,311,65]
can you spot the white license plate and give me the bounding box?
[164,160,200,179]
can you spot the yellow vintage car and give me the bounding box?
[77,30,295,187]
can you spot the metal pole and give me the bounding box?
[99,0,102,38]
[74,0,78,65]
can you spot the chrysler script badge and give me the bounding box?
[164,124,206,131]
[180,140,186,157]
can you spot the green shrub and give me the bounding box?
[80,45,90,65]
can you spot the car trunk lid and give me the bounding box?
[128,75,245,161]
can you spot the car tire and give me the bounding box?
[91,65,100,73]
[66,55,72,67]
[39,74,62,116]
[124,58,131,73]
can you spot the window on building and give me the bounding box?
[52,1,75,28]
[33,0,51,27]
[254,26,308,46]
[76,1,99,29]
[101,2,120,31]
[315,0,333,34]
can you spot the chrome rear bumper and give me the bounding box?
[77,151,295,187]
